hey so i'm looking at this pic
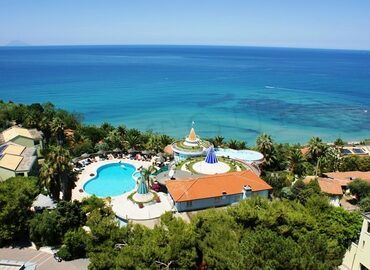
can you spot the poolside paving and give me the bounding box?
[112,192,174,220]
[72,158,153,201]
[71,158,175,226]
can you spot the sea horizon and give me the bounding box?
[1,45,370,144]
[3,43,370,53]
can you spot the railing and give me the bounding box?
[234,159,261,176]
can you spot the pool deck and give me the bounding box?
[112,192,174,221]
[71,158,174,223]
[72,158,153,201]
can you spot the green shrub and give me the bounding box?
[57,228,89,260]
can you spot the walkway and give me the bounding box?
[0,247,88,270]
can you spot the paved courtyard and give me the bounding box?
[112,192,174,220]
[0,247,88,270]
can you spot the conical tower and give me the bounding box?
[184,126,200,146]
[188,127,197,142]
[205,146,218,164]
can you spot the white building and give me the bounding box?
[342,212,370,270]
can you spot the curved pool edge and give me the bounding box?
[79,160,139,198]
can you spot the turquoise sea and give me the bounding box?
[0,45,370,144]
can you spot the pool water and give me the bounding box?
[83,163,136,197]
[215,148,264,163]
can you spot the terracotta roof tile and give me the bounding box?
[325,171,370,184]
[304,177,343,195]
[166,170,272,202]
[317,178,343,195]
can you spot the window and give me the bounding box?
[367,222,370,234]
[186,201,192,207]
[360,264,369,270]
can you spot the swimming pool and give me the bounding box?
[215,148,264,163]
[83,163,136,197]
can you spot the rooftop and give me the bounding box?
[1,144,25,156]
[325,171,370,183]
[166,170,272,202]
[0,126,43,143]
[16,155,37,172]
[0,143,37,172]
[0,154,23,171]
[317,178,343,195]
[32,194,56,210]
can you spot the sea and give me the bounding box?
[0,45,370,144]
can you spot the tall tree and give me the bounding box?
[0,177,38,246]
[213,136,225,148]
[51,117,66,145]
[140,165,157,188]
[41,146,75,201]
[40,159,60,200]
[288,148,306,176]
[126,128,142,150]
[307,136,326,163]
[256,133,275,170]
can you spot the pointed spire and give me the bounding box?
[188,127,197,141]
[205,147,218,164]
[137,177,149,194]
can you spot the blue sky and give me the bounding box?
[0,0,370,49]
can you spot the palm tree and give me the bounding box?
[126,129,142,150]
[39,116,52,144]
[40,159,60,200]
[307,137,326,163]
[213,136,225,148]
[256,133,274,155]
[159,134,173,148]
[105,129,122,150]
[256,133,275,170]
[140,165,157,188]
[288,148,306,177]
[24,113,39,128]
[117,125,127,136]
[50,117,65,145]
[146,134,162,153]
[227,139,238,149]
[41,146,75,201]
[334,138,345,149]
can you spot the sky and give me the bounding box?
[0,0,370,50]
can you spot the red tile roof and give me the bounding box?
[166,170,272,202]
[304,177,343,195]
[325,171,370,184]
[317,178,343,195]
